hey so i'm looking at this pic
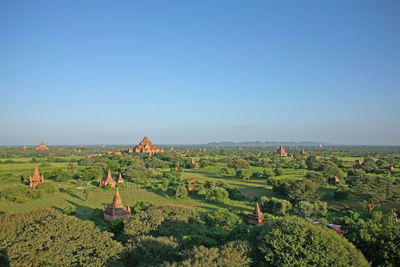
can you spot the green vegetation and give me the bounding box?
[0,145,399,266]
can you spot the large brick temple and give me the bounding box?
[134,136,163,155]
[36,140,49,151]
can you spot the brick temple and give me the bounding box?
[247,203,263,225]
[29,165,44,188]
[117,173,124,183]
[134,136,164,155]
[277,146,288,157]
[104,188,131,222]
[99,169,116,188]
[36,140,49,151]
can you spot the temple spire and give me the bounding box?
[112,187,124,209]
[255,203,261,216]
[33,165,40,178]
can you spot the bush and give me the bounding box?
[205,187,229,202]
[269,178,290,195]
[125,236,180,266]
[167,245,251,266]
[256,216,369,266]
[124,205,198,237]
[273,168,283,176]
[287,179,320,204]
[175,185,188,198]
[205,209,241,230]
[227,188,246,201]
[259,196,292,215]
[132,201,152,214]
[62,205,76,215]
[334,184,351,200]
[109,219,124,236]
[36,182,57,194]
[0,209,124,266]
[305,171,325,185]
[295,201,327,219]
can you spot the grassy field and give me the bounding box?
[1,156,399,221]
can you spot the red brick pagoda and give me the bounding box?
[104,188,131,222]
[117,173,124,184]
[277,146,288,157]
[36,139,49,151]
[247,203,263,225]
[29,165,44,188]
[99,169,116,188]
[134,136,164,155]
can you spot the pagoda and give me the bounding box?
[117,173,124,183]
[36,140,49,151]
[277,146,288,157]
[99,169,116,188]
[191,158,199,169]
[29,165,44,188]
[247,203,263,225]
[103,188,131,222]
[134,136,164,155]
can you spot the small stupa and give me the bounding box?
[117,173,124,183]
[99,169,116,188]
[29,165,44,188]
[247,203,263,225]
[103,188,131,222]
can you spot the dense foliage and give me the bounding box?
[0,209,124,266]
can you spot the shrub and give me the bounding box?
[109,219,124,236]
[175,185,188,198]
[36,182,57,194]
[256,216,369,266]
[0,209,124,266]
[125,236,180,266]
[227,188,246,201]
[166,245,251,266]
[124,205,198,237]
[62,205,76,215]
[205,187,229,202]
[269,178,290,195]
[287,179,320,204]
[132,201,152,214]
[334,184,351,200]
[295,201,328,219]
[259,196,292,215]
[205,209,241,230]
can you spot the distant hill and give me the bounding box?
[203,141,333,147]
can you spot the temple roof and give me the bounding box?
[103,169,116,183]
[117,173,124,183]
[254,203,262,216]
[32,165,41,179]
[112,188,125,209]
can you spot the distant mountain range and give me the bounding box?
[203,141,333,147]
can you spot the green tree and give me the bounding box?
[350,175,399,212]
[287,179,320,204]
[205,187,229,202]
[228,158,250,170]
[259,196,292,216]
[175,185,188,198]
[0,209,124,266]
[344,211,400,266]
[362,157,378,173]
[256,216,369,266]
[205,208,241,230]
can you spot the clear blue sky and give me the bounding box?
[1,1,399,145]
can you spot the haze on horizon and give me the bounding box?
[1,1,399,146]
